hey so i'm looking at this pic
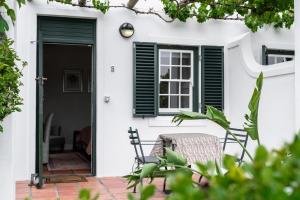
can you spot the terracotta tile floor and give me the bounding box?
[16,177,166,200]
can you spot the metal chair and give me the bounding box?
[221,128,249,166]
[128,127,163,193]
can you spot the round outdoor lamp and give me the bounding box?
[119,23,134,38]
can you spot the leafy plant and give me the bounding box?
[0,37,26,132]
[124,148,195,190]
[129,132,300,200]
[0,0,27,32]
[244,72,263,145]
[161,0,294,32]
[77,188,99,200]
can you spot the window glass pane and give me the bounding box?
[171,67,180,79]
[268,56,276,64]
[160,82,169,94]
[286,57,293,61]
[181,96,189,108]
[170,82,179,94]
[160,66,170,79]
[160,51,170,65]
[182,67,191,79]
[182,53,191,65]
[276,57,285,63]
[170,96,179,108]
[181,82,190,94]
[172,52,180,65]
[160,96,168,108]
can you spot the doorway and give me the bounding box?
[36,17,96,187]
[43,43,92,175]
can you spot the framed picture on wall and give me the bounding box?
[63,69,83,92]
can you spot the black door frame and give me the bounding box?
[36,17,97,187]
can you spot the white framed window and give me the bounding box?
[158,49,194,114]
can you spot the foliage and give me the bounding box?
[244,72,263,145]
[124,148,193,190]
[46,0,294,32]
[161,0,294,32]
[128,185,156,200]
[0,0,27,32]
[77,188,99,200]
[130,133,300,200]
[0,37,26,132]
[172,105,230,130]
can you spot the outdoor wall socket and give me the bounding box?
[111,66,115,72]
[104,96,110,103]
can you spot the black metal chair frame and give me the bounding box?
[221,127,249,166]
[198,128,249,184]
[128,127,165,193]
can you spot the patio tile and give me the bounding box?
[16,176,167,200]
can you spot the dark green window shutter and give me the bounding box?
[133,42,157,117]
[201,46,224,113]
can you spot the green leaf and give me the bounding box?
[140,163,157,179]
[127,193,136,200]
[79,189,90,199]
[0,17,9,33]
[172,106,230,130]
[223,154,236,170]
[254,145,268,164]
[206,106,230,130]
[165,148,187,166]
[244,72,264,144]
[140,185,156,200]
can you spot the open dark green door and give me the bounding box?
[36,32,45,188]
[36,17,97,188]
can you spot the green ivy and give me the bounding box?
[0,0,27,32]
[161,0,294,32]
[0,37,26,132]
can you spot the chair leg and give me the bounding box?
[163,166,167,193]
[163,177,167,192]
[133,185,137,193]
[198,175,203,183]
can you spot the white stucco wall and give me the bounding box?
[0,0,296,199]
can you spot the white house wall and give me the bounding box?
[0,0,295,198]
[227,34,295,156]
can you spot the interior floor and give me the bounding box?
[43,43,93,176]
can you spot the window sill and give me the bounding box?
[148,116,207,127]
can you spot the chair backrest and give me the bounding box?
[128,127,145,163]
[44,113,54,143]
[222,128,249,166]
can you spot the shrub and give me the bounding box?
[0,37,26,132]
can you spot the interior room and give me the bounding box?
[42,43,92,176]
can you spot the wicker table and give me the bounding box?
[151,133,222,165]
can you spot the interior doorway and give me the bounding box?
[42,44,93,177]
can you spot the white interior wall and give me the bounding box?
[0,1,294,199]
